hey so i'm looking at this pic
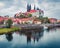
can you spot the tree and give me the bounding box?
[39,16,43,20]
[42,17,49,23]
[19,14,26,18]
[47,19,50,23]
[28,14,32,17]
[6,19,13,28]
[0,20,4,24]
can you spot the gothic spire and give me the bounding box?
[34,5,36,10]
[37,7,40,10]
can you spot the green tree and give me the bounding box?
[47,19,50,23]
[39,16,43,20]
[28,14,32,17]
[19,14,26,18]
[43,17,49,23]
[6,19,13,28]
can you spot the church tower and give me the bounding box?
[29,4,31,11]
[27,3,31,12]
[37,7,40,10]
[34,5,36,10]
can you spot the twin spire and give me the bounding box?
[34,5,36,10]
[27,3,31,12]
[27,3,40,12]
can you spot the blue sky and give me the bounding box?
[0,0,60,19]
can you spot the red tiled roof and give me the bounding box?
[49,18,57,20]
[12,18,32,22]
[24,12,30,15]
[29,10,37,13]
[0,17,4,22]
[57,20,60,22]
[18,18,32,21]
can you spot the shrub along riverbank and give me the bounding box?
[0,27,20,34]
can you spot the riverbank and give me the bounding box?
[0,24,60,35]
[0,27,20,34]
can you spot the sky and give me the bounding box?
[0,0,60,19]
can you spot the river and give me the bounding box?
[0,28,60,48]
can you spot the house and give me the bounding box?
[33,19,41,24]
[0,17,4,24]
[11,18,19,25]
[18,18,33,24]
[49,18,57,23]
[0,16,10,24]
[57,20,60,23]
[29,10,39,17]
[3,17,9,24]
[12,18,34,25]
[0,17,4,21]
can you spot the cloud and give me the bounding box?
[37,1,60,19]
[45,3,60,19]
[0,0,60,19]
[0,2,5,8]
[43,0,60,2]
[0,0,14,8]
[0,0,26,16]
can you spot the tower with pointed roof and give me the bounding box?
[27,3,31,12]
[37,7,40,10]
[34,5,36,10]
[29,4,31,11]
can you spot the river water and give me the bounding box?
[0,28,60,48]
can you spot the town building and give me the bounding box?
[57,20,60,23]
[33,19,41,24]
[49,18,57,23]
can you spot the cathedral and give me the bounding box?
[27,4,31,12]
[27,4,44,17]
[27,4,40,12]
[14,4,44,18]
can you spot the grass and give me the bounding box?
[0,27,20,34]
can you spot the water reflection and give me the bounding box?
[27,32,31,44]
[46,27,57,32]
[17,29,44,44]
[5,32,13,41]
[0,28,60,48]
